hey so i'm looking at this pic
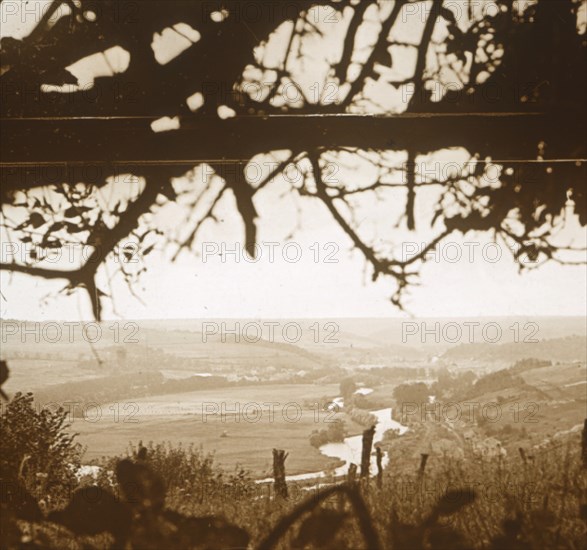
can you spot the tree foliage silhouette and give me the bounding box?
[1,0,585,318]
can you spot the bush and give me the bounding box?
[309,419,346,448]
[326,419,346,443]
[309,430,328,449]
[99,442,255,512]
[339,378,356,400]
[0,392,83,505]
[349,408,377,428]
[393,382,430,412]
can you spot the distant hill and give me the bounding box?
[3,316,584,349]
[365,317,586,348]
[2,318,584,392]
[0,320,335,392]
[442,335,587,364]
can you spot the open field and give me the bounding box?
[73,383,348,476]
[91,383,339,416]
[1,358,103,391]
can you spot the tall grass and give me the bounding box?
[3,433,586,548]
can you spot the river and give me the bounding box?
[257,407,409,483]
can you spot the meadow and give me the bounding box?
[73,383,350,475]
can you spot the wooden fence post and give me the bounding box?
[347,463,358,485]
[360,426,376,479]
[272,449,289,499]
[376,446,383,489]
[418,453,429,476]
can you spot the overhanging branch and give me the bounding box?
[2,112,585,197]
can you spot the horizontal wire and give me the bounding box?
[1,159,585,166]
[0,112,553,121]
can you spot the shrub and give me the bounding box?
[326,419,346,443]
[339,378,357,400]
[99,442,255,512]
[0,392,83,505]
[309,430,328,449]
[393,382,430,412]
[309,419,346,448]
[349,408,377,428]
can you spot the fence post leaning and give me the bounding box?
[347,463,358,485]
[361,426,376,480]
[375,446,383,489]
[272,448,289,499]
[418,453,429,477]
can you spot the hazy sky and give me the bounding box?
[2,186,585,320]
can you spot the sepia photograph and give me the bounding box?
[0,1,586,548]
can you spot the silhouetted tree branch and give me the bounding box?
[1,0,585,316]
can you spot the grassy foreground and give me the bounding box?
[2,390,586,548]
[3,433,587,549]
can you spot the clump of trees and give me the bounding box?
[348,408,377,429]
[309,419,347,448]
[509,358,553,374]
[465,369,526,399]
[392,382,431,413]
[431,369,477,401]
[339,378,357,402]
